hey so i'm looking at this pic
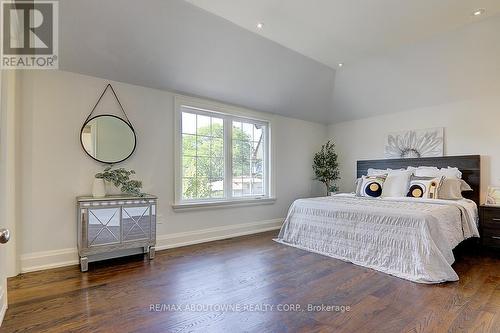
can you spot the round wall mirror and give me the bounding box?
[80,115,137,164]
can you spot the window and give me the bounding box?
[181,111,225,200]
[175,97,273,206]
[232,120,266,197]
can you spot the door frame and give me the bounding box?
[0,282,6,328]
[0,5,23,325]
[0,66,22,329]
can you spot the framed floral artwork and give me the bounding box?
[385,127,444,159]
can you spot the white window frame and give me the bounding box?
[173,95,276,209]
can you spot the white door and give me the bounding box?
[0,69,9,326]
[0,228,10,325]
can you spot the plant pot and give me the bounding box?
[92,179,106,198]
[329,192,337,196]
[105,181,122,195]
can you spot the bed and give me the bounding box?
[275,155,481,283]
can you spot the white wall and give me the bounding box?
[18,70,327,272]
[328,16,500,200]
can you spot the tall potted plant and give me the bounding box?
[313,140,340,196]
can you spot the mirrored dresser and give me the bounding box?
[77,194,157,272]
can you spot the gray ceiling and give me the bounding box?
[331,15,500,123]
[59,0,336,124]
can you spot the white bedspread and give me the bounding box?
[275,194,479,283]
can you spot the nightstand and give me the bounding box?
[479,205,500,249]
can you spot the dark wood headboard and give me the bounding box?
[357,155,481,206]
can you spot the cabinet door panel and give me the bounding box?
[122,206,151,242]
[88,207,121,247]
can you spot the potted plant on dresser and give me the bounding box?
[93,166,144,197]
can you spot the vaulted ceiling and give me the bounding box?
[187,0,500,68]
[58,0,500,124]
[59,0,335,124]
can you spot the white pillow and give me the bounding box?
[407,166,417,174]
[367,168,406,176]
[381,170,412,197]
[355,177,362,195]
[367,168,390,176]
[414,166,462,179]
[414,166,440,178]
[441,167,462,179]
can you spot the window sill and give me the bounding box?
[172,197,277,211]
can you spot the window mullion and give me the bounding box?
[224,117,232,199]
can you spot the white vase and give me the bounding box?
[92,178,106,198]
[105,181,122,195]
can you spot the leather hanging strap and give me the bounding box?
[84,84,133,128]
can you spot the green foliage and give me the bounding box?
[95,166,144,197]
[232,127,253,177]
[182,123,258,199]
[312,140,340,195]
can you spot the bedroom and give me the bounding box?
[0,0,499,332]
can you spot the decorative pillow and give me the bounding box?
[438,179,472,200]
[359,175,386,198]
[460,179,473,191]
[381,170,412,197]
[407,176,444,199]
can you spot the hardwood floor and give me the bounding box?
[1,231,499,333]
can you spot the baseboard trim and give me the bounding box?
[20,249,79,274]
[20,218,283,274]
[156,218,283,250]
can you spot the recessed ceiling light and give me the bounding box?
[338,63,344,68]
[256,22,264,29]
[472,8,485,16]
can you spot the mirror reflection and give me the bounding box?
[81,115,136,163]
